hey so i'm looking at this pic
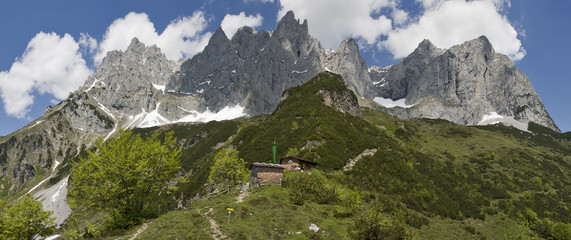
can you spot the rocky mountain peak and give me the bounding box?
[323,38,374,98]
[477,35,494,55]
[412,39,441,59]
[273,10,309,40]
[85,36,177,116]
[375,39,442,100]
[370,35,558,131]
[450,35,495,63]
[125,37,146,53]
[210,27,231,46]
[418,39,435,50]
[338,38,359,52]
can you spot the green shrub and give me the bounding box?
[350,204,409,240]
[337,187,363,210]
[551,222,571,240]
[464,225,476,235]
[282,169,336,205]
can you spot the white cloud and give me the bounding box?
[381,0,525,61]
[94,11,212,64]
[416,0,510,11]
[221,12,263,38]
[391,9,409,26]
[277,0,395,49]
[244,0,274,3]
[0,32,92,118]
[78,32,98,55]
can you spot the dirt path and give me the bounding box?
[203,208,226,240]
[235,184,249,203]
[128,221,150,240]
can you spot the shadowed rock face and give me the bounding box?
[166,10,373,116]
[370,36,558,132]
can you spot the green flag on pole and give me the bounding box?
[272,141,277,164]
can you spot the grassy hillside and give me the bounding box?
[63,72,570,239]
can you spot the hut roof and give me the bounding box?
[249,162,286,170]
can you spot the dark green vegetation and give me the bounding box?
[235,72,383,170]
[60,72,569,239]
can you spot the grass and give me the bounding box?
[105,183,546,240]
[413,214,526,240]
[134,210,211,240]
[126,185,353,240]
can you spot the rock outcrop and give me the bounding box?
[370,36,558,131]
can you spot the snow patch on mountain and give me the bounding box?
[373,97,416,108]
[34,176,71,226]
[124,104,246,129]
[86,77,100,92]
[176,105,246,123]
[477,112,529,132]
[152,83,166,93]
[478,112,504,125]
[28,120,44,129]
[53,160,60,171]
[124,103,170,129]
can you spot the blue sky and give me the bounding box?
[0,0,569,135]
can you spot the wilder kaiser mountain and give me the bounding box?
[369,36,558,132]
[0,11,563,227]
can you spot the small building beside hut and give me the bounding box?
[249,163,285,184]
[280,156,317,171]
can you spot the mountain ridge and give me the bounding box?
[0,11,565,229]
[370,36,558,132]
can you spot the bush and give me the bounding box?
[337,187,363,210]
[283,170,336,205]
[350,204,409,240]
[551,222,571,240]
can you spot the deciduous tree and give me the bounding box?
[68,130,183,227]
[208,147,249,188]
[0,195,55,240]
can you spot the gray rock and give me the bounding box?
[309,223,320,233]
[370,36,558,131]
[322,38,374,99]
[165,10,373,117]
[85,37,178,117]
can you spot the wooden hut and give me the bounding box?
[280,156,317,171]
[249,162,285,184]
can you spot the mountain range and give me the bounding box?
[0,10,565,229]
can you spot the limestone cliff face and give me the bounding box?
[0,92,112,197]
[84,38,178,117]
[322,38,374,99]
[167,10,373,116]
[370,36,558,131]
